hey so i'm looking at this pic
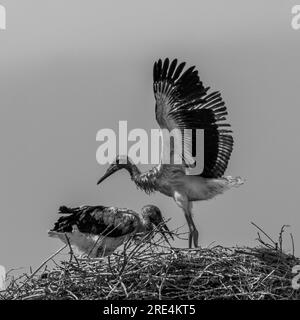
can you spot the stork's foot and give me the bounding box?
[188,233,192,248]
[188,229,199,248]
[192,229,199,248]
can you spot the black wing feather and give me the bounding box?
[51,206,137,238]
[167,59,178,80]
[172,62,186,82]
[161,58,169,80]
[153,58,234,178]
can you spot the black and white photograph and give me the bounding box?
[0,0,300,314]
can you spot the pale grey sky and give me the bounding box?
[0,0,300,272]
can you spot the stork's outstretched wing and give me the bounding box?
[50,206,139,237]
[153,58,233,178]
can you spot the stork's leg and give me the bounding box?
[187,202,199,248]
[174,192,199,248]
[185,210,194,248]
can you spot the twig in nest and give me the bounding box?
[17,245,67,292]
[290,233,295,257]
[251,222,278,249]
[278,225,290,252]
[64,234,80,267]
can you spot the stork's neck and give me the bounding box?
[141,215,152,232]
[125,161,141,179]
[125,160,159,194]
[134,214,153,236]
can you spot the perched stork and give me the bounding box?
[48,205,172,257]
[97,58,244,248]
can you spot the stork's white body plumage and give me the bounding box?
[98,58,244,248]
[49,225,130,258]
[49,205,171,258]
[170,175,243,201]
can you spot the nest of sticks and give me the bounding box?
[1,223,300,300]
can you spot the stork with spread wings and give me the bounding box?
[98,58,244,248]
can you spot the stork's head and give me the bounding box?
[141,205,174,243]
[97,155,132,185]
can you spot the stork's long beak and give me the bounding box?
[156,219,174,244]
[162,221,174,241]
[97,166,118,185]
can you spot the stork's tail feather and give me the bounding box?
[224,176,245,187]
[51,207,78,233]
